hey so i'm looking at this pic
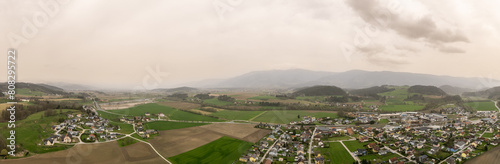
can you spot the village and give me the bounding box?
[40,105,159,146]
[238,111,500,164]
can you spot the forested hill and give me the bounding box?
[293,86,346,96]
[408,85,447,96]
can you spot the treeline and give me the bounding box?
[0,100,84,122]
[194,93,213,100]
[422,95,463,111]
[349,86,395,96]
[259,102,281,106]
[167,93,188,100]
[217,95,235,102]
[293,86,346,96]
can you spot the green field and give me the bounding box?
[295,96,326,102]
[16,88,45,96]
[378,104,424,112]
[466,101,497,111]
[360,153,400,162]
[203,98,235,106]
[379,119,389,124]
[482,133,495,138]
[210,110,265,120]
[144,121,209,131]
[318,142,355,164]
[116,137,138,147]
[251,110,338,124]
[0,109,80,154]
[327,135,353,141]
[248,96,278,100]
[168,136,253,164]
[343,140,374,152]
[106,103,222,122]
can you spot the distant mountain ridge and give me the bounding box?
[187,69,500,90]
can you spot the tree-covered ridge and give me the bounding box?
[408,85,447,96]
[293,85,346,96]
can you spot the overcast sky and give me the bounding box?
[1,0,499,89]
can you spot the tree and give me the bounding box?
[298,115,300,119]
[0,149,7,156]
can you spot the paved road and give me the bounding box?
[340,141,361,162]
[308,128,317,164]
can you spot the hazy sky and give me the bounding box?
[1,0,500,89]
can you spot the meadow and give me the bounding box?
[466,101,498,111]
[144,121,209,131]
[203,98,235,106]
[0,109,79,154]
[210,110,265,120]
[168,136,253,164]
[251,110,338,124]
[317,142,355,164]
[106,103,223,122]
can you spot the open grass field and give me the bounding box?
[378,104,425,112]
[482,133,495,138]
[0,141,166,164]
[251,110,338,124]
[359,153,400,162]
[466,101,498,111]
[343,140,375,152]
[248,95,279,100]
[106,103,223,122]
[210,110,265,120]
[149,123,269,158]
[15,88,45,96]
[168,136,253,164]
[318,142,355,164]
[203,98,235,106]
[144,121,209,131]
[0,109,81,155]
[158,101,201,110]
[327,135,353,141]
[379,119,389,124]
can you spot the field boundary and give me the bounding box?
[248,111,267,121]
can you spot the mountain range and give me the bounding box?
[185,69,500,90]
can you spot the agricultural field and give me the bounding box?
[203,98,235,106]
[117,137,139,147]
[15,88,45,96]
[0,109,80,155]
[359,153,400,162]
[144,121,209,131]
[0,141,166,164]
[168,136,253,164]
[378,104,425,112]
[248,95,279,100]
[251,110,338,124]
[466,101,498,111]
[106,103,223,122]
[158,101,201,110]
[210,110,265,120]
[317,142,355,164]
[327,135,353,141]
[149,123,269,157]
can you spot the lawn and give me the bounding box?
[210,110,265,120]
[144,121,209,131]
[379,119,389,124]
[106,103,223,122]
[116,137,139,147]
[343,140,375,152]
[203,98,235,106]
[466,101,498,111]
[0,109,79,154]
[168,136,253,164]
[252,110,338,124]
[482,133,495,138]
[360,153,400,162]
[318,142,355,164]
[327,135,353,141]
